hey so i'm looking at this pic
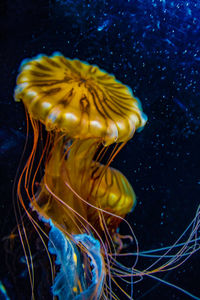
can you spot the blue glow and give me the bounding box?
[48,221,105,300]
[0,281,10,300]
[97,19,110,32]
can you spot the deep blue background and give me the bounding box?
[0,0,200,299]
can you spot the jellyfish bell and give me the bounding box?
[15,53,146,145]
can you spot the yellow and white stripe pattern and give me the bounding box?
[15,53,147,145]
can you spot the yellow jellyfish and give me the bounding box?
[14,53,147,299]
[15,53,146,233]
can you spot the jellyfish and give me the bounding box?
[14,53,147,299]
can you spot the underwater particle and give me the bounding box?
[97,19,111,32]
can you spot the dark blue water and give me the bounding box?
[0,0,200,299]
